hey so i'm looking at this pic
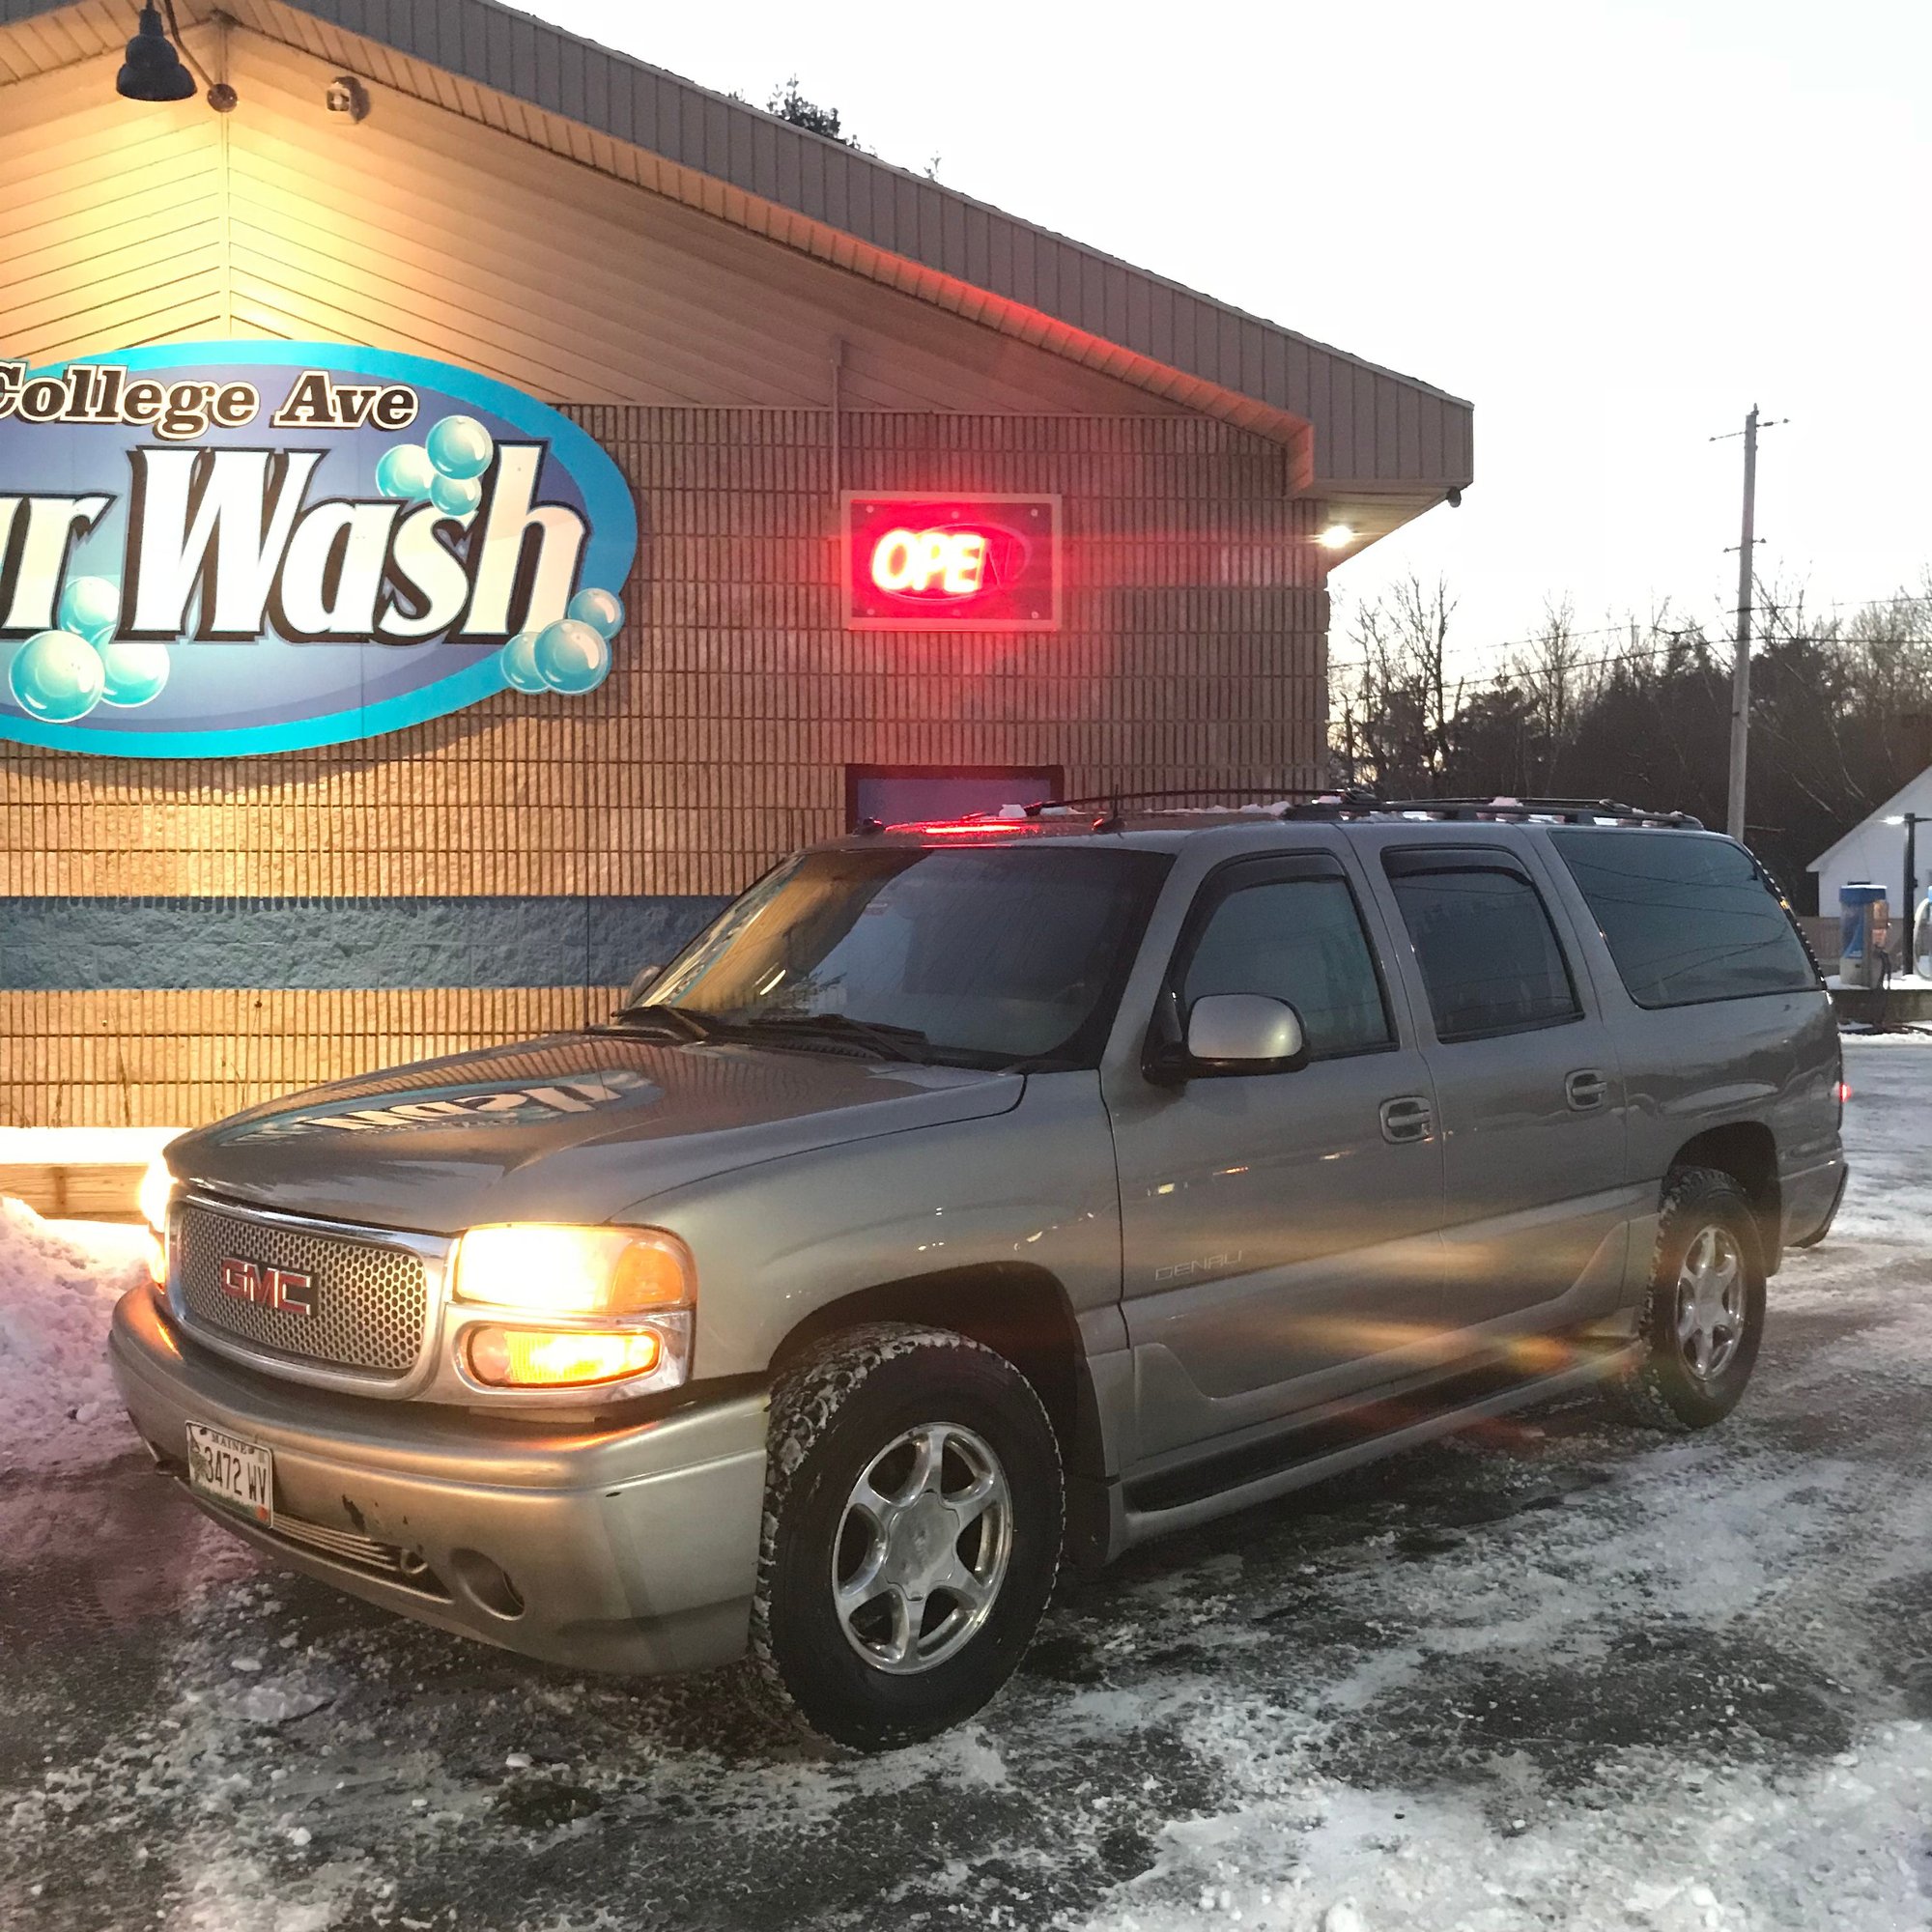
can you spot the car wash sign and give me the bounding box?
[0,343,637,756]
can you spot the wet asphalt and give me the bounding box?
[2,1055,1928,1932]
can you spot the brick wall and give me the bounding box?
[0,409,1327,1126]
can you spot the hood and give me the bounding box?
[166,1032,1024,1233]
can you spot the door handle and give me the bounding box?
[1379,1095,1434,1145]
[1566,1068,1609,1111]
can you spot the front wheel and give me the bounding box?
[751,1322,1064,1749]
[1607,1166,1767,1431]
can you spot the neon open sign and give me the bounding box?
[869,526,989,599]
[843,493,1059,631]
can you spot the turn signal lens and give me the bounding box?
[465,1325,664,1388]
[450,1225,692,1317]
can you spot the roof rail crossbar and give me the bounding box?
[1377,795,1702,829]
[1023,785,1382,822]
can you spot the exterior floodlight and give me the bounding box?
[1885,815,1906,826]
[116,4,195,101]
[1318,524,1355,550]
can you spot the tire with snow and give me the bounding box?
[751,1321,1063,1750]
[1606,1166,1767,1432]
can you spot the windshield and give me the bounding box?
[627,844,1171,1067]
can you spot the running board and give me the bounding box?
[1114,1342,1641,1553]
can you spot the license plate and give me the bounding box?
[185,1422,274,1526]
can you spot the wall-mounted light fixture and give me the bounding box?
[1318,523,1356,551]
[115,4,193,100]
[116,1,237,112]
[326,73,371,121]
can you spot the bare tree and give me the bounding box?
[1330,575,1461,796]
[1506,599,1597,793]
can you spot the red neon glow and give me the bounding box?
[870,527,989,598]
[887,818,1059,838]
[892,820,1009,836]
[843,494,1059,631]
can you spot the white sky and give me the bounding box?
[522,0,1931,669]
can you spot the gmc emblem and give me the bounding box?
[219,1256,315,1317]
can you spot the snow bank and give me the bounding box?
[0,1196,147,1475]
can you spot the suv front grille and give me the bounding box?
[175,1200,428,1378]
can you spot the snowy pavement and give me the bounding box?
[3,1046,1930,1932]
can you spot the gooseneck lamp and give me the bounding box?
[116,3,195,101]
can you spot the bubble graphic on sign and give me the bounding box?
[57,576,121,646]
[532,618,611,694]
[374,443,438,500]
[430,472,483,517]
[566,587,624,639]
[97,640,171,708]
[427,415,494,480]
[10,630,105,722]
[499,630,548,693]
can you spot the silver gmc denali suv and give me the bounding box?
[112,796,1848,1748]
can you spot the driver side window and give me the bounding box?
[1180,875,1393,1059]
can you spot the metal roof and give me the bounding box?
[0,0,1472,509]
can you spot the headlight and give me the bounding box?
[139,1153,177,1289]
[448,1226,694,1393]
[450,1225,691,1316]
[138,1152,177,1235]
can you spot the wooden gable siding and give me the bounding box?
[0,62,229,357]
[0,31,1186,419]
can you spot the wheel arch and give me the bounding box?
[768,1261,1115,1507]
[1666,1122,1782,1272]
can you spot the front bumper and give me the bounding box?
[109,1288,768,1676]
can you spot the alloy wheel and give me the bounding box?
[832,1421,1013,1675]
[1675,1224,1746,1380]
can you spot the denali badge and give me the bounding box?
[219,1256,316,1316]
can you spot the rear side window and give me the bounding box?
[1548,829,1819,1008]
[1385,863,1581,1041]
[1181,875,1393,1058]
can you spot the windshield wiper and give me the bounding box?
[602,1004,719,1042]
[724,1013,929,1063]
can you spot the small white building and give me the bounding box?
[1809,764,1932,923]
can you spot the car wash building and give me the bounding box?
[0,0,1471,1129]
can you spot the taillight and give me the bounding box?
[1833,1080,1853,1107]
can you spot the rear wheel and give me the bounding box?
[1608,1166,1766,1431]
[751,1322,1063,1749]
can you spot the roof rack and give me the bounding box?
[1021,785,1384,828]
[853,790,1703,837]
[1375,796,1703,829]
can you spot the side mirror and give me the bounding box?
[620,963,661,1009]
[1183,994,1308,1075]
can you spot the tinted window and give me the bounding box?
[1549,829,1819,1007]
[1388,866,1580,1041]
[635,844,1170,1067]
[1182,876,1392,1057]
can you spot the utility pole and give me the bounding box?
[1724,406,1760,842]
